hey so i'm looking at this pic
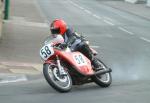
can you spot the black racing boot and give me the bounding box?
[92,59,100,71]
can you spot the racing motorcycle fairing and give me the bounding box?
[54,49,94,76]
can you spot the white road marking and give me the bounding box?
[103,20,115,26]
[9,69,40,75]
[118,27,134,35]
[93,14,102,19]
[72,2,78,7]
[104,17,114,22]
[79,6,84,10]
[70,0,117,26]
[140,37,150,43]
[0,78,27,84]
[0,75,27,84]
[69,1,84,10]
[90,46,99,48]
[84,9,92,14]
[74,4,81,8]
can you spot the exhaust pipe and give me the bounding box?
[95,68,112,75]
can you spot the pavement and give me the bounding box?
[0,0,49,82]
[0,61,42,75]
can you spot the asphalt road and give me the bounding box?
[0,78,150,103]
[37,0,150,80]
[1,0,150,102]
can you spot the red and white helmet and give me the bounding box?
[50,19,67,35]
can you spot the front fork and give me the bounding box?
[56,55,67,76]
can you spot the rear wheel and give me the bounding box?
[43,63,72,92]
[91,59,112,87]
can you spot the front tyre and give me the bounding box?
[43,63,72,93]
[91,59,112,87]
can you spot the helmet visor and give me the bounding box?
[51,28,60,34]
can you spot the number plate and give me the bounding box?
[73,54,87,66]
[40,44,54,60]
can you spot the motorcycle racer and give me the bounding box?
[50,19,100,70]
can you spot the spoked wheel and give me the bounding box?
[43,63,72,92]
[91,59,112,87]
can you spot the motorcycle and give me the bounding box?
[40,35,112,92]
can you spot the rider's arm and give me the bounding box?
[65,28,76,46]
[65,28,87,46]
[66,34,76,46]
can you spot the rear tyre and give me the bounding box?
[43,63,72,93]
[91,59,112,87]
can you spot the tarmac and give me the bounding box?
[0,0,150,83]
[97,0,150,20]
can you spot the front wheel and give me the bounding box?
[43,63,72,92]
[91,59,112,87]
